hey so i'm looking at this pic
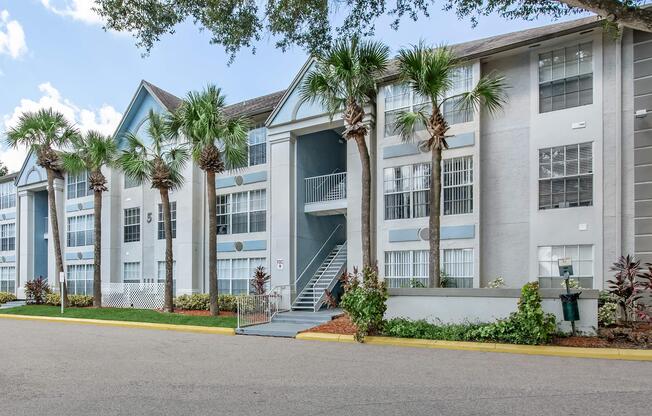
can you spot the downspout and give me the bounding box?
[614,31,623,287]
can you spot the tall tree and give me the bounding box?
[61,131,118,307]
[168,86,249,316]
[94,0,652,59]
[394,43,506,287]
[5,109,77,305]
[118,110,189,312]
[300,38,390,267]
[0,161,8,176]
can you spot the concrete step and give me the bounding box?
[236,322,312,338]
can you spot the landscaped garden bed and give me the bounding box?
[0,305,237,328]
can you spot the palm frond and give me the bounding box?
[221,117,249,170]
[394,110,429,143]
[457,71,508,116]
[398,42,456,105]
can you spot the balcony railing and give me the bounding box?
[305,172,347,204]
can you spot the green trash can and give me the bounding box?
[559,292,581,321]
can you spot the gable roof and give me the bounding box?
[142,80,182,112]
[224,90,286,119]
[0,171,18,184]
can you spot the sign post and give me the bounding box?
[557,257,579,336]
[59,272,65,314]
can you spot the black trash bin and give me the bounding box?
[559,292,581,321]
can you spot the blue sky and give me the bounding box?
[0,0,586,172]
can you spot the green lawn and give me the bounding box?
[0,305,237,328]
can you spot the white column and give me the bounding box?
[268,131,295,288]
[47,178,65,288]
[17,190,34,298]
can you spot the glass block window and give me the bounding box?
[0,182,16,209]
[66,214,93,247]
[67,171,91,199]
[384,65,473,137]
[539,142,593,209]
[216,190,266,235]
[157,201,177,240]
[1,223,15,251]
[217,257,266,295]
[124,208,141,243]
[157,261,177,295]
[384,250,429,288]
[124,175,141,189]
[66,264,93,295]
[443,156,473,215]
[248,127,267,166]
[441,248,474,288]
[0,266,16,293]
[538,245,593,288]
[539,42,593,113]
[123,262,141,283]
[384,163,431,220]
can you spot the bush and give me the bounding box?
[45,293,93,307]
[25,278,51,305]
[250,266,271,295]
[470,282,557,345]
[0,292,17,304]
[383,318,487,342]
[487,277,506,288]
[174,294,238,312]
[339,265,388,342]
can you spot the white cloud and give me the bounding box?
[0,9,28,59]
[1,82,122,172]
[40,0,104,25]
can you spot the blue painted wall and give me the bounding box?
[295,130,346,291]
[115,89,164,147]
[34,190,48,279]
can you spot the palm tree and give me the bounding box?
[300,38,390,267]
[118,109,189,312]
[6,109,78,306]
[395,43,507,287]
[61,131,118,307]
[168,85,249,316]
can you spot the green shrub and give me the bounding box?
[0,292,17,304]
[339,265,388,342]
[174,294,238,312]
[25,278,51,304]
[383,318,487,341]
[470,282,557,345]
[45,293,93,307]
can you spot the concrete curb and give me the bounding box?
[0,314,236,335]
[296,332,652,361]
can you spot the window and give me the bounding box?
[441,248,474,288]
[124,208,140,242]
[0,223,15,251]
[67,214,94,247]
[66,264,93,295]
[384,65,473,136]
[124,175,141,189]
[538,245,593,288]
[538,142,592,209]
[217,257,265,295]
[157,261,176,294]
[0,182,16,209]
[0,266,15,293]
[384,163,431,220]
[157,201,177,239]
[539,42,593,113]
[443,156,473,215]
[67,171,91,199]
[248,127,267,166]
[384,250,429,288]
[123,262,141,283]
[216,190,266,235]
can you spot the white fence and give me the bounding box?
[102,283,165,309]
[305,172,347,204]
[236,285,292,329]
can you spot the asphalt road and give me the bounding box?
[0,319,650,416]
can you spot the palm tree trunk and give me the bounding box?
[46,169,67,306]
[429,149,442,288]
[160,189,174,312]
[207,170,219,316]
[354,134,372,267]
[93,189,102,307]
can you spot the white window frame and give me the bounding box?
[124,208,141,242]
[157,201,177,240]
[441,248,474,288]
[383,163,431,220]
[0,266,16,293]
[67,214,94,247]
[157,261,177,294]
[217,190,267,235]
[538,42,593,113]
[0,182,16,209]
[67,171,91,200]
[217,257,266,295]
[384,250,429,288]
[443,156,473,215]
[123,262,141,283]
[538,142,593,210]
[538,245,593,288]
[0,223,15,251]
[66,264,93,296]
[247,127,267,166]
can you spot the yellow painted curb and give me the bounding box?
[0,314,236,335]
[297,332,652,361]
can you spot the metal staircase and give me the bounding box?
[292,242,347,311]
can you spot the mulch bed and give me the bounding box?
[306,315,652,349]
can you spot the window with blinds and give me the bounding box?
[538,42,593,113]
[538,142,593,209]
[443,156,473,215]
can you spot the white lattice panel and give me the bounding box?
[102,283,165,309]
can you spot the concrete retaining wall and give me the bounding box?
[386,288,599,335]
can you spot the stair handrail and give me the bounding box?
[312,242,347,312]
[312,168,341,192]
[295,223,343,294]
